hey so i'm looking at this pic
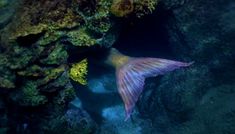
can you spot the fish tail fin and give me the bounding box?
[116,58,193,121]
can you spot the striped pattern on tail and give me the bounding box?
[116,58,193,121]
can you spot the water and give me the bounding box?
[0,0,235,134]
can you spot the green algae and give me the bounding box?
[87,11,111,34]
[0,0,159,133]
[110,0,157,17]
[17,65,44,77]
[0,76,15,88]
[111,0,134,17]
[57,87,76,105]
[38,31,65,46]
[0,54,15,88]
[67,28,97,47]
[40,43,68,65]
[0,0,8,8]
[36,65,66,87]
[134,0,158,18]
[20,81,47,106]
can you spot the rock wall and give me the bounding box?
[137,0,235,133]
[0,0,158,133]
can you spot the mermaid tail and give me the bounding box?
[116,58,193,121]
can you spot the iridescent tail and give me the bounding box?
[116,58,193,121]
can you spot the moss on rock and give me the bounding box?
[37,65,66,86]
[40,43,68,65]
[134,0,158,18]
[111,0,134,17]
[20,81,47,106]
[0,0,160,133]
[87,10,111,34]
[110,0,158,17]
[67,28,97,47]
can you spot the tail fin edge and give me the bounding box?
[116,58,193,121]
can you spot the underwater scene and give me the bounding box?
[0,0,235,134]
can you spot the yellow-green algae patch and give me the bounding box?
[134,0,158,18]
[67,28,97,47]
[3,0,83,40]
[37,65,66,87]
[111,0,134,17]
[69,59,88,85]
[110,0,158,17]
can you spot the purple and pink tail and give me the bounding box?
[116,58,193,121]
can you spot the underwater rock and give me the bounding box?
[162,0,235,93]
[134,0,158,18]
[17,65,68,89]
[111,0,158,17]
[39,72,71,93]
[5,44,45,70]
[0,68,15,89]
[18,81,47,106]
[160,0,186,9]
[0,0,15,30]
[37,31,65,46]
[64,108,97,134]
[167,84,235,134]
[3,0,83,40]
[40,42,68,65]
[0,75,15,89]
[4,0,230,133]
[87,10,111,34]
[111,0,134,17]
[17,65,46,78]
[0,0,120,133]
[138,65,211,120]
[135,0,235,133]
[100,105,148,134]
[0,0,123,132]
[57,85,76,105]
[33,107,95,133]
[0,0,8,8]
[67,28,97,47]
[164,0,235,65]
[36,65,67,87]
[0,55,15,88]
[0,0,116,49]
[0,8,13,29]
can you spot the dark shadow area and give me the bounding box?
[16,33,45,47]
[113,8,174,59]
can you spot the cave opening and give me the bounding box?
[65,10,175,121]
[113,8,174,59]
[75,7,176,124]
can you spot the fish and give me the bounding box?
[104,48,193,121]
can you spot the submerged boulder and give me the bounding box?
[65,108,97,133]
[136,0,235,133]
[111,0,158,17]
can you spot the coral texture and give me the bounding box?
[69,59,88,85]
[0,0,157,133]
